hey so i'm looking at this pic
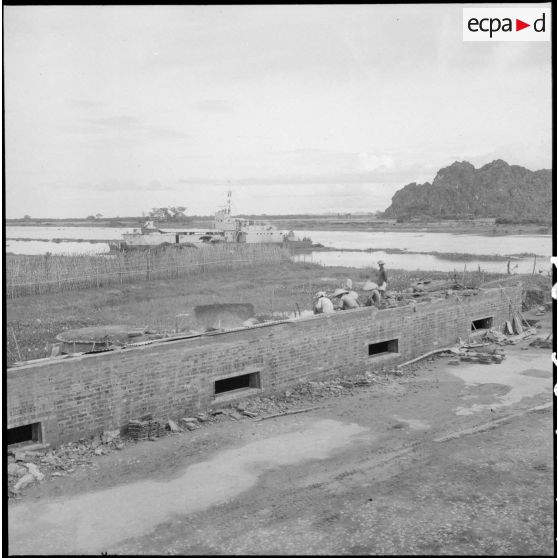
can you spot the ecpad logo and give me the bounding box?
[463,8,550,41]
[468,13,545,37]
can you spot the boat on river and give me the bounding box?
[109,221,225,251]
[111,191,312,251]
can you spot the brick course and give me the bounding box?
[7,285,521,446]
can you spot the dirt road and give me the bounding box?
[8,321,553,555]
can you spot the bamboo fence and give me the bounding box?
[6,244,290,298]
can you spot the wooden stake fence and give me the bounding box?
[7,245,289,299]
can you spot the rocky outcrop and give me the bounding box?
[383,160,551,223]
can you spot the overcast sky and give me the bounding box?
[4,4,552,218]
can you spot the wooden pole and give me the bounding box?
[258,406,321,421]
[532,255,537,275]
[10,327,22,362]
[497,284,530,328]
[397,346,456,369]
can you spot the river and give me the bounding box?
[5,225,551,274]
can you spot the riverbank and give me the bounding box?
[267,217,551,236]
[6,260,549,365]
[6,217,551,236]
[309,245,539,262]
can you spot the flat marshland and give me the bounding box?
[5,248,550,365]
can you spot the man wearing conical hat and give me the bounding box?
[362,280,381,307]
[332,288,359,310]
[313,291,334,314]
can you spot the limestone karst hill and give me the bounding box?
[383,160,551,223]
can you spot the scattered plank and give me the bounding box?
[397,347,456,369]
[257,406,321,421]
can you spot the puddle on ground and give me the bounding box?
[449,352,549,415]
[9,419,367,555]
[520,369,548,378]
[392,416,430,430]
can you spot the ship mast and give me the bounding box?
[226,189,232,215]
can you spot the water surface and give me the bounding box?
[6,226,551,273]
[294,250,547,275]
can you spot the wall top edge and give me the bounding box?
[7,284,522,374]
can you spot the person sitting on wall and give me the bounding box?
[377,260,388,296]
[344,278,360,303]
[313,291,335,314]
[362,281,381,307]
[332,288,359,310]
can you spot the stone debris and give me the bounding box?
[127,417,163,440]
[484,327,536,346]
[529,335,553,349]
[454,346,506,364]
[180,418,201,430]
[7,426,135,496]
[13,473,35,492]
[101,429,121,445]
[535,306,546,316]
[166,419,183,433]
[25,462,45,482]
[8,463,27,477]
[221,408,244,421]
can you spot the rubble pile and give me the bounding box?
[404,279,477,297]
[484,327,538,345]
[452,345,506,365]
[7,428,127,498]
[385,279,479,308]
[529,335,553,349]
[218,372,400,417]
[534,305,550,316]
[126,415,163,441]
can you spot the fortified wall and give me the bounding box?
[7,285,522,447]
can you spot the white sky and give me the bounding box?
[4,4,552,217]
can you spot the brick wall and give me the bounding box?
[7,285,521,446]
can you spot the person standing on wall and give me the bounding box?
[377,260,388,296]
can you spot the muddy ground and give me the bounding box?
[8,309,553,555]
